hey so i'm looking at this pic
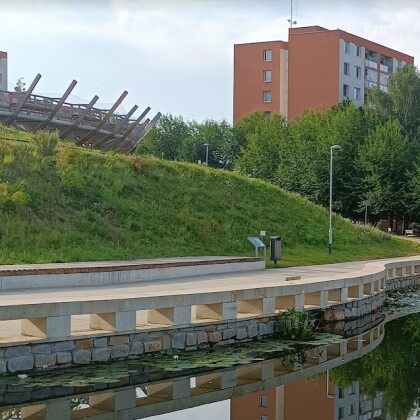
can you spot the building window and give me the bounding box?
[338,407,344,419]
[260,396,268,407]
[263,49,272,62]
[263,70,272,82]
[354,87,361,100]
[263,90,272,103]
[344,41,350,54]
[349,404,356,415]
[344,62,350,76]
[264,111,271,117]
[343,84,349,98]
[356,45,361,57]
[354,66,361,78]
[338,387,345,398]
[260,416,268,420]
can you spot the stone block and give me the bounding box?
[268,321,275,334]
[0,360,6,374]
[186,333,197,347]
[204,325,216,332]
[186,346,197,352]
[5,392,31,404]
[111,345,129,359]
[92,348,111,362]
[150,331,163,339]
[196,331,208,345]
[223,329,237,340]
[75,339,93,350]
[172,333,186,349]
[130,332,148,342]
[208,331,222,343]
[259,323,269,336]
[94,338,108,348]
[52,341,75,352]
[4,346,31,358]
[35,354,56,368]
[161,334,171,350]
[109,335,129,346]
[31,387,53,400]
[216,324,228,330]
[32,344,51,355]
[55,352,72,364]
[73,350,91,364]
[236,328,248,340]
[248,324,259,338]
[130,342,144,356]
[144,341,162,353]
[8,356,34,373]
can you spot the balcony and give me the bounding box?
[380,63,389,73]
[365,59,377,69]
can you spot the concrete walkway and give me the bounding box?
[0,256,418,306]
[0,255,418,343]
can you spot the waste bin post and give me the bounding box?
[270,236,281,265]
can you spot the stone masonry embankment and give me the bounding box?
[0,256,418,375]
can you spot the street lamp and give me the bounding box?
[329,144,342,255]
[362,200,369,225]
[203,143,209,165]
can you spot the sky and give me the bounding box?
[1,0,420,122]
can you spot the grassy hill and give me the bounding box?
[0,125,419,267]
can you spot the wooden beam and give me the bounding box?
[77,91,128,145]
[59,95,99,139]
[37,80,78,130]
[5,74,41,125]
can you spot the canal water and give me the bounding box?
[0,311,419,419]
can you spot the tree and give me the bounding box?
[234,113,288,183]
[137,114,191,160]
[357,119,412,226]
[367,64,420,141]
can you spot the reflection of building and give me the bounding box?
[230,377,384,419]
[233,26,414,122]
[231,389,281,420]
[0,51,7,91]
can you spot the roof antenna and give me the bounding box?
[288,0,297,28]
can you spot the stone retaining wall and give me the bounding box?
[386,274,420,291]
[323,292,386,322]
[0,318,278,375]
[0,275,417,375]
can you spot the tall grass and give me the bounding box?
[0,124,419,265]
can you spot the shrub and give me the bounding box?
[274,309,317,341]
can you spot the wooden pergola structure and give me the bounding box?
[0,74,160,153]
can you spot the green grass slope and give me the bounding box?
[0,125,419,266]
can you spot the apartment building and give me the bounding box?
[0,51,7,91]
[230,379,384,420]
[233,26,414,122]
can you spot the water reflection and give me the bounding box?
[0,313,418,419]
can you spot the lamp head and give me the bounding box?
[331,144,342,150]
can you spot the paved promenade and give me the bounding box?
[0,255,418,308]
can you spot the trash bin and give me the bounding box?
[270,236,281,264]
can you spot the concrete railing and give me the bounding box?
[0,258,418,345]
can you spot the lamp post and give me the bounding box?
[203,143,209,165]
[362,200,369,225]
[329,145,342,255]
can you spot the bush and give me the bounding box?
[274,309,317,341]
